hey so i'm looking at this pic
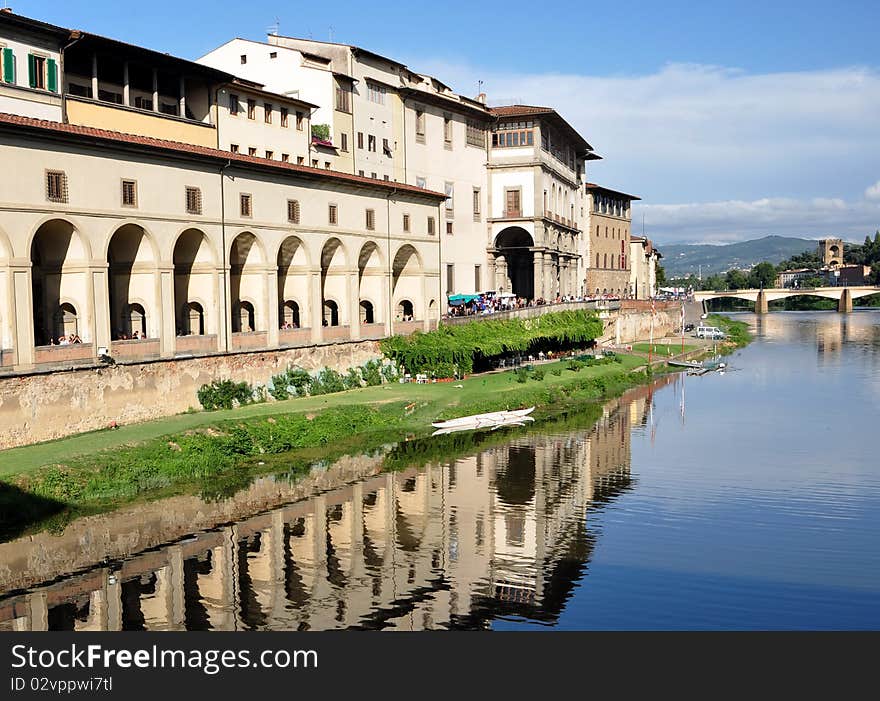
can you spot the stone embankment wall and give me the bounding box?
[599,304,681,345]
[0,341,381,449]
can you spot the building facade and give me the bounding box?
[585,184,639,296]
[628,235,661,300]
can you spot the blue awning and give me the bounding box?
[447,294,480,306]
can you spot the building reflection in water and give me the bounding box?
[0,388,662,632]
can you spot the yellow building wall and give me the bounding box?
[66,99,217,148]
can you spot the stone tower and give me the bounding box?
[819,238,843,268]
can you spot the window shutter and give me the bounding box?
[47,58,57,92]
[27,54,36,88]
[2,48,14,83]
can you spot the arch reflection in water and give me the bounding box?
[0,391,649,631]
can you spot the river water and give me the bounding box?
[1,311,878,630]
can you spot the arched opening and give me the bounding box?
[321,238,347,326]
[360,300,374,324]
[280,300,300,329]
[277,236,308,330]
[31,219,89,346]
[323,299,339,327]
[127,303,147,338]
[391,245,422,322]
[55,302,79,339]
[230,233,265,333]
[108,224,155,340]
[236,300,255,332]
[397,299,414,321]
[358,241,383,325]
[173,228,214,336]
[186,301,205,335]
[494,227,534,299]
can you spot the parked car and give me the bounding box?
[695,325,725,339]
[683,323,695,333]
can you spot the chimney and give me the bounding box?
[0,7,13,13]
[476,92,486,105]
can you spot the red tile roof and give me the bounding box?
[0,113,445,199]
[489,105,555,117]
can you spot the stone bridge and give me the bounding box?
[694,286,880,313]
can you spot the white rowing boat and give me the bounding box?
[431,413,535,436]
[432,406,534,430]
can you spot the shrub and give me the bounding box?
[310,368,345,395]
[343,367,362,390]
[515,368,529,383]
[531,368,545,381]
[197,380,254,411]
[381,362,399,383]
[362,360,383,386]
[268,366,313,400]
[432,361,457,379]
[551,367,562,376]
[566,359,583,372]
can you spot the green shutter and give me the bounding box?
[27,53,36,88]
[2,48,13,84]
[47,58,57,92]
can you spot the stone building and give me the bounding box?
[629,235,661,299]
[584,184,639,296]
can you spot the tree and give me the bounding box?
[655,263,667,287]
[311,123,331,141]
[725,268,749,290]
[748,261,777,288]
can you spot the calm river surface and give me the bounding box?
[1,311,879,630]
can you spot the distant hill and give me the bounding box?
[660,236,819,278]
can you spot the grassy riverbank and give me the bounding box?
[706,314,752,347]
[0,353,654,536]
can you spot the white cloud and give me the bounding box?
[405,58,880,243]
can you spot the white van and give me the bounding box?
[696,325,725,339]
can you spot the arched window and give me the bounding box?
[323,300,339,327]
[238,301,255,332]
[54,303,78,340]
[186,302,204,335]
[281,300,300,329]
[127,303,147,338]
[397,299,414,321]
[603,254,607,268]
[359,300,374,324]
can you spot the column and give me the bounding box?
[91,53,98,100]
[167,545,185,630]
[11,266,35,369]
[159,268,175,357]
[533,250,544,301]
[309,269,323,344]
[421,274,430,331]
[350,483,364,581]
[152,68,159,113]
[838,288,852,313]
[348,269,360,340]
[384,269,393,337]
[755,289,768,314]
[266,267,279,348]
[216,267,230,352]
[123,61,130,107]
[91,266,111,353]
[28,592,48,631]
[106,572,122,631]
[487,251,497,293]
[543,255,554,299]
[179,76,186,118]
[311,495,329,600]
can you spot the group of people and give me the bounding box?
[112,329,147,341]
[445,291,625,318]
[280,321,299,330]
[47,333,82,345]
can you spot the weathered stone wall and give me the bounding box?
[599,308,679,345]
[0,340,381,449]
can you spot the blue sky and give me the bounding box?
[11,0,880,244]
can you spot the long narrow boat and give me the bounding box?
[668,359,702,369]
[432,406,534,429]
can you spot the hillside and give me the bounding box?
[661,236,819,278]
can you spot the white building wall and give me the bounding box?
[0,28,63,120]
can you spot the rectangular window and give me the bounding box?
[297,156,304,165]
[366,209,375,230]
[328,203,338,225]
[368,134,376,152]
[358,170,364,176]
[382,138,391,156]
[45,170,67,203]
[2,47,16,84]
[230,144,239,153]
[280,107,288,127]
[403,214,410,232]
[121,179,137,207]
[474,265,481,292]
[415,109,425,143]
[312,158,318,167]
[384,174,389,181]
[325,161,331,169]
[446,264,454,294]
[444,182,454,212]
[287,199,300,224]
[240,193,252,217]
[269,51,277,59]
[265,150,274,159]
[264,103,272,123]
[296,111,304,130]
[466,120,484,147]
[443,114,453,148]
[340,132,348,152]
[248,147,257,156]
[505,189,521,217]
[281,153,289,162]
[371,172,377,179]
[247,99,255,119]
[473,187,481,220]
[28,54,48,90]
[240,54,247,64]
[427,216,435,235]
[229,93,239,115]
[446,221,453,235]
[367,82,386,104]
[357,132,364,149]
[416,176,427,190]
[185,186,202,214]
[335,86,351,112]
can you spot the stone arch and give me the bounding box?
[321,237,349,326]
[391,244,423,321]
[229,232,267,333]
[397,299,414,321]
[277,235,309,331]
[173,228,216,336]
[358,241,384,324]
[31,218,91,345]
[107,223,158,340]
[323,298,340,327]
[494,226,534,299]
